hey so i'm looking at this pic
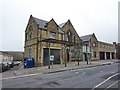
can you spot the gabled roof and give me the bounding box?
[33,17,48,30]
[80,34,93,42]
[32,16,64,34]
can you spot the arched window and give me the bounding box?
[67,30,72,42]
[71,50,75,58]
[73,34,76,42]
[28,26,33,40]
[93,42,96,47]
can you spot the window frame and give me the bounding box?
[49,32,56,39]
[28,46,32,57]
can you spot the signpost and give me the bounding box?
[64,45,67,67]
[50,55,54,68]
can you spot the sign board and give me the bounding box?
[50,55,54,61]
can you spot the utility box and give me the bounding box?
[24,57,35,68]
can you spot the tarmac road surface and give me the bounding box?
[2,62,120,89]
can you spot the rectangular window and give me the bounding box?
[71,50,75,58]
[49,32,56,39]
[28,46,32,57]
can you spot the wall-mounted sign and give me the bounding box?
[50,55,54,61]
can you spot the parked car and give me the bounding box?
[2,62,10,70]
[0,63,7,72]
[13,61,20,66]
[8,62,14,68]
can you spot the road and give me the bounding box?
[2,62,120,89]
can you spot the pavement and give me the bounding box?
[1,59,120,79]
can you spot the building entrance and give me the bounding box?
[43,48,60,66]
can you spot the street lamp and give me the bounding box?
[64,44,67,67]
[48,41,51,69]
[86,45,88,65]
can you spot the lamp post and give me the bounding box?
[77,49,80,65]
[48,41,50,69]
[86,45,88,65]
[77,44,80,65]
[64,44,67,67]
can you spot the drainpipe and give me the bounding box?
[81,43,83,62]
[77,44,79,65]
[89,39,91,64]
[36,25,39,66]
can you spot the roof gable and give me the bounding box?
[26,15,66,34]
[47,18,64,34]
[92,33,98,41]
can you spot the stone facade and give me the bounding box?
[24,15,82,66]
[80,33,116,61]
[80,33,99,61]
[113,42,120,59]
[24,15,117,67]
[98,41,116,60]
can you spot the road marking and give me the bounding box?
[81,72,86,75]
[1,73,42,80]
[104,80,120,90]
[75,72,78,74]
[91,73,120,90]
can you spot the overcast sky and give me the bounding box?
[0,0,119,51]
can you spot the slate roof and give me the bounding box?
[33,17,48,30]
[59,22,66,28]
[58,27,64,34]
[80,34,93,42]
[33,16,64,34]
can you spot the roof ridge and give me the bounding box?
[80,33,93,37]
[33,16,48,22]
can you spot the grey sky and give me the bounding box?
[0,0,119,51]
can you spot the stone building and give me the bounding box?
[80,33,99,61]
[24,15,82,66]
[0,51,13,63]
[24,15,117,67]
[98,41,115,60]
[80,33,116,61]
[113,42,120,59]
[3,51,24,61]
